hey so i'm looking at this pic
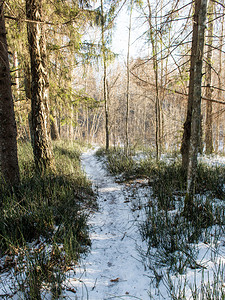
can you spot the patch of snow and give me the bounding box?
[199,154,225,167]
[66,149,151,299]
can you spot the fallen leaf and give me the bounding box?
[66,287,77,293]
[110,277,120,282]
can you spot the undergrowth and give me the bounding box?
[98,146,225,298]
[0,140,96,298]
[97,146,225,199]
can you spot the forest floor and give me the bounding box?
[65,148,225,300]
[1,146,225,299]
[67,148,151,299]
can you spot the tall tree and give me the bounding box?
[181,2,200,170]
[215,5,224,153]
[100,0,109,150]
[125,0,134,155]
[26,0,55,172]
[97,0,119,150]
[147,0,161,161]
[0,3,20,186]
[205,0,214,154]
[185,0,208,214]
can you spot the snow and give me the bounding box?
[1,149,225,299]
[199,154,225,167]
[70,149,225,299]
[69,149,151,299]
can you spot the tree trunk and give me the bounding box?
[181,1,202,169]
[13,51,20,100]
[24,62,33,143]
[0,4,20,186]
[101,0,109,150]
[185,0,208,214]
[50,115,59,140]
[70,105,74,140]
[147,0,161,161]
[26,0,55,172]
[215,13,224,153]
[205,0,214,154]
[125,0,133,155]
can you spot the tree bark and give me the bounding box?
[125,0,134,155]
[185,0,208,214]
[13,51,20,100]
[101,0,109,150]
[215,12,224,153]
[181,1,202,169]
[0,4,20,186]
[147,0,161,161]
[24,62,33,143]
[50,115,59,140]
[205,0,214,154]
[26,0,55,172]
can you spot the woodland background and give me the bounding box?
[4,0,225,157]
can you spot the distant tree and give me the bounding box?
[95,0,120,150]
[0,3,20,186]
[5,0,31,141]
[215,6,224,153]
[26,0,55,172]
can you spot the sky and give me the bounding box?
[111,4,148,60]
[91,0,149,61]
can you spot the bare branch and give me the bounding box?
[131,71,225,105]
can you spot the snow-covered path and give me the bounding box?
[71,149,150,299]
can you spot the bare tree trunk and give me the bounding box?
[147,0,161,161]
[215,13,224,153]
[24,62,33,143]
[185,0,208,214]
[13,51,20,100]
[101,0,109,150]
[205,0,214,154]
[24,61,32,102]
[86,107,89,143]
[26,0,55,172]
[69,105,74,140]
[13,51,29,141]
[13,51,22,137]
[50,114,59,140]
[181,2,201,169]
[93,109,103,141]
[125,0,133,155]
[90,108,98,142]
[0,3,20,186]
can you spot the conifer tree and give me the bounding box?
[26,0,55,172]
[0,3,20,186]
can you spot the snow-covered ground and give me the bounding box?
[67,149,151,299]
[199,154,225,167]
[1,149,225,299]
[67,149,225,299]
